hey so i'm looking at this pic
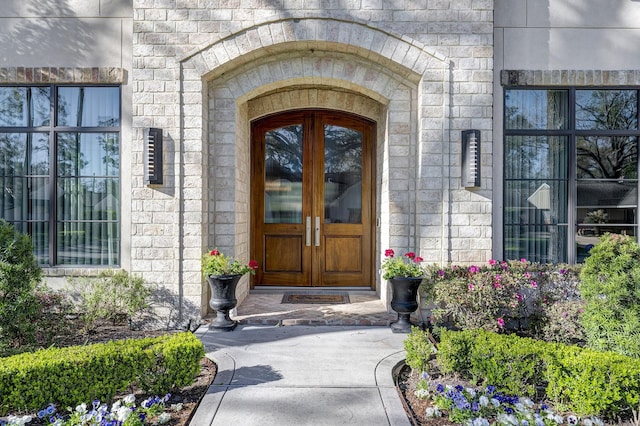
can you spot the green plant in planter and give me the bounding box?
[579,233,640,358]
[202,249,258,277]
[380,249,425,280]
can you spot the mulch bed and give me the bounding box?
[4,321,216,426]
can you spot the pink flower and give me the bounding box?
[497,317,505,328]
[520,258,527,263]
[516,293,523,301]
[414,256,423,263]
[493,282,502,289]
[494,274,502,281]
[488,259,497,266]
[248,260,259,270]
[468,265,479,274]
[405,252,416,259]
[384,249,394,258]
[530,280,538,289]
[501,261,508,270]
[468,283,475,291]
[438,269,445,277]
[210,249,220,256]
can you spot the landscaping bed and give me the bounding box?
[1,321,216,426]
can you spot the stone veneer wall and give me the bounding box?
[132,1,494,322]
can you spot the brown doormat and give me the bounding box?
[281,292,350,304]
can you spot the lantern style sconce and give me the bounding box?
[461,129,481,188]
[144,127,163,185]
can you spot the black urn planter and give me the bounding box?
[389,276,423,333]
[207,274,242,331]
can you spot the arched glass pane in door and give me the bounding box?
[264,124,303,224]
[324,124,362,224]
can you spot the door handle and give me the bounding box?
[306,216,311,246]
[314,216,320,247]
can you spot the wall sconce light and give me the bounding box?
[144,127,163,185]
[461,129,481,188]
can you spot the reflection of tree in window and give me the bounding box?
[576,90,638,180]
[265,125,303,179]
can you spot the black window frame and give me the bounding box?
[503,86,640,264]
[0,84,121,267]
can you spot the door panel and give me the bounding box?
[251,110,374,287]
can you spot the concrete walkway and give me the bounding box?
[191,325,411,425]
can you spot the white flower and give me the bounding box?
[414,388,430,399]
[469,418,490,426]
[116,406,132,422]
[554,415,563,424]
[491,398,501,407]
[170,403,184,412]
[156,412,171,424]
[522,398,534,408]
[466,387,477,398]
[583,419,593,426]
[567,415,578,425]
[497,413,519,425]
[123,394,136,404]
[425,406,441,418]
[479,395,489,407]
[7,415,32,425]
[111,400,122,412]
[514,402,526,412]
[591,418,604,426]
[75,403,87,414]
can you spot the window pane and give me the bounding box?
[576,90,638,130]
[57,175,119,266]
[264,124,303,224]
[57,178,119,221]
[57,87,120,127]
[57,133,120,177]
[577,136,637,179]
[577,180,637,230]
[0,87,50,127]
[505,224,567,263]
[504,180,568,225]
[505,136,568,179]
[0,133,49,176]
[324,125,362,224]
[505,89,568,130]
[57,221,119,265]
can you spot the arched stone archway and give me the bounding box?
[176,18,448,315]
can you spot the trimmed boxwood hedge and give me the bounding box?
[429,328,640,419]
[0,332,205,415]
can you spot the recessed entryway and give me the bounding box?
[250,110,376,288]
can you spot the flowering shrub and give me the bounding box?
[380,249,425,280]
[414,373,604,426]
[426,259,582,336]
[538,300,586,345]
[202,249,258,277]
[1,393,184,426]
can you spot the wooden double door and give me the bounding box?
[251,110,375,287]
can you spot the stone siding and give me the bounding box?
[130,1,494,321]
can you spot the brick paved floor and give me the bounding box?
[229,290,422,327]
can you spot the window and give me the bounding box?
[0,86,120,266]
[504,88,639,263]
